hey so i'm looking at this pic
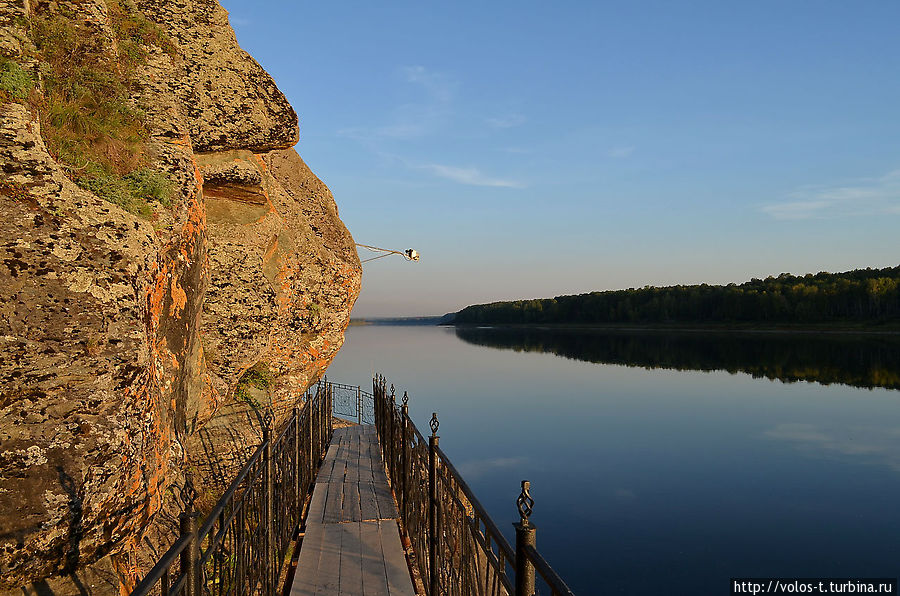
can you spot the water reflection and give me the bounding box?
[455,326,900,390]
[764,422,900,471]
[326,326,900,594]
[454,456,529,480]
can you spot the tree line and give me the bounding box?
[454,266,900,326]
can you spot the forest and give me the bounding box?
[454,266,900,326]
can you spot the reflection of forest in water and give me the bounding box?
[454,327,900,391]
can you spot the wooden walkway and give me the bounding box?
[289,426,417,596]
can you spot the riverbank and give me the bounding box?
[448,321,900,335]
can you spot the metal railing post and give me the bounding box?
[264,410,275,594]
[388,385,396,480]
[379,377,385,440]
[401,392,409,524]
[377,376,384,439]
[428,413,440,596]
[329,382,334,438]
[311,382,318,475]
[236,504,245,590]
[178,509,200,596]
[318,384,323,458]
[357,385,362,425]
[308,393,315,489]
[318,377,325,458]
[294,405,301,511]
[514,480,537,596]
[315,385,320,459]
[321,383,326,454]
[328,384,334,438]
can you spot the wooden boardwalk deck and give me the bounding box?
[289,426,417,596]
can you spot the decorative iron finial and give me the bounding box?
[430,412,439,436]
[390,384,395,399]
[402,391,409,406]
[181,477,197,509]
[264,407,273,429]
[516,480,534,524]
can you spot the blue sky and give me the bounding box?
[219,1,900,317]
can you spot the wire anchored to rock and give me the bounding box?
[355,243,420,264]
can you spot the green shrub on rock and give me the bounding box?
[0,58,34,100]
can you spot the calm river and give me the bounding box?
[325,325,900,595]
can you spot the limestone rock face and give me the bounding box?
[199,149,359,404]
[136,0,299,153]
[0,1,360,592]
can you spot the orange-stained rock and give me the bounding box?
[0,0,360,592]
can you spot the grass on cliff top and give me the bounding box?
[28,2,174,217]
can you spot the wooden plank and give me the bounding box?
[323,481,343,525]
[323,441,340,465]
[290,522,325,596]
[294,423,415,596]
[342,480,361,523]
[336,456,348,484]
[358,435,376,483]
[371,466,389,489]
[331,437,346,473]
[330,432,346,471]
[355,453,373,484]
[359,521,390,596]
[380,521,416,596]
[359,481,379,521]
[306,481,328,525]
[338,522,364,596]
[345,440,359,484]
[314,524,343,596]
[374,481,397,520]
[316,455,335,485]
[369,439,389,486]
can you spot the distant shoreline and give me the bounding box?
[349,317,900,335]
[447,322,900,335]
[349,316,446,327]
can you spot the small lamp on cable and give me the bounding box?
[356,244,420,264]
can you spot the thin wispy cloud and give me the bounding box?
[338,65,456,142]
[402,65,456,103]
[338,66,527,190]
[486,113,526,129]
[341,105,441,141]
[608,146,635,158]
[763,169,900,220]
[419,164,525,188]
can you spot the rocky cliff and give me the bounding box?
[0,1,361,593]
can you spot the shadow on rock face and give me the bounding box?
[57,467,84,577]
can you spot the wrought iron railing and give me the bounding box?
[131,381,333,596]
[373,375,575,596]
[330,381,375,424]
[133,375,573,596]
